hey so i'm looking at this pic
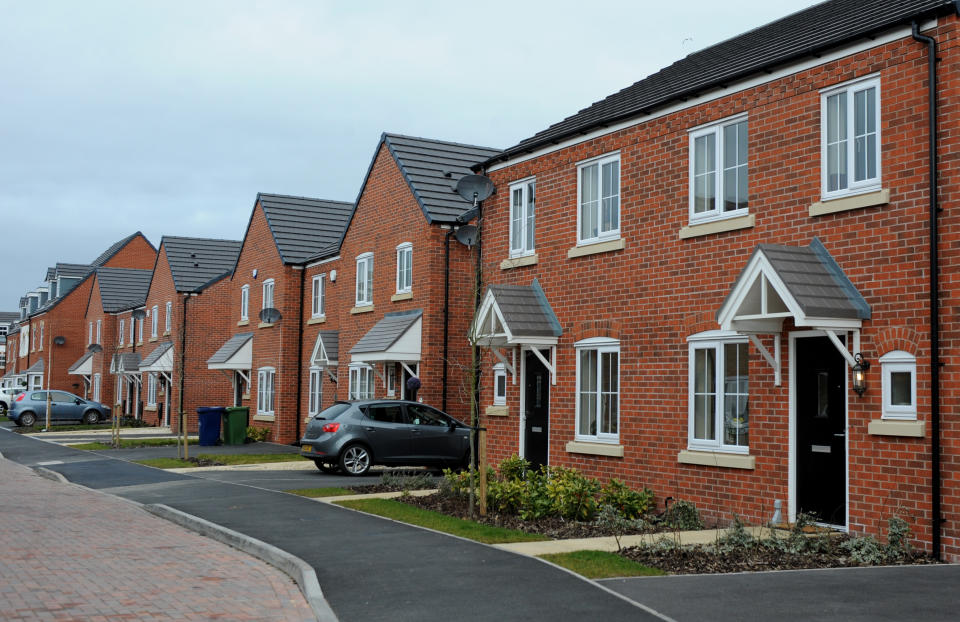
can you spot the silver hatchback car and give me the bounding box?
[8,390,111,427]
[301,400,471,475]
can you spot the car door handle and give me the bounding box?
[365,427,375,432]
[833,433,845,438]
[411,429,421,434]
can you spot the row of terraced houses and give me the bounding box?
[3,0,959,560]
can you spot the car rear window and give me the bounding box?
[314,403,352,420]
[365,405,406,424]
[30,392,45,401]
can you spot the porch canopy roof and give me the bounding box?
[471,279,561,347]
[311,330,339,367]
[350,310,422,364]
[24,359,44,375]
[140,341,174,373]
[716,237,871,334]
[207,332,253,370]
[67,352,94,376]
[110,352,141,375]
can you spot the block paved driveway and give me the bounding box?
[0,457,313,622]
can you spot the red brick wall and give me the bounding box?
[479,21,960,559]
[301,256,344,419]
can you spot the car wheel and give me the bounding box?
[82,411,99,425]
[339,444,371,476]
[314,460,340,474]
[19,412,36,427]
[0,403,6,415]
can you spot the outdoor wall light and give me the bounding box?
[852,352,870,396]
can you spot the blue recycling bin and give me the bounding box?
[197,406,225,446]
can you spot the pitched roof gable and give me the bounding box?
[249,193,353,265]
[160,236,242,292]
[95,268,154,313]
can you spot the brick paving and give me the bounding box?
[0,459,315,621]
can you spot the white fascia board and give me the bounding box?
[305,255,341,269]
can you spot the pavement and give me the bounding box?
[0,456,314,621]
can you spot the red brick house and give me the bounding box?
[314,133,499,433]
[207,194,352,444]
[473,0,960,560]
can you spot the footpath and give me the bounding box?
[0,457,314,621]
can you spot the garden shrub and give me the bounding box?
[380,470,434,492]
[717,514,754,552]
[246,426,270,442]
[546,467,601,521]
[498,455,529,481]
[663,499,703,530]
[841,535,885,565]
[886,515,911,558]
[600,479,653,519]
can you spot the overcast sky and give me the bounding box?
[1,0,821,309]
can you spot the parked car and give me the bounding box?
[8,390,111,427]
[0,387,26,415]
[301,400,471,475]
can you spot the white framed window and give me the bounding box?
[688,331,749,453]
[129,315,135,344]
[396,243,412,294]
[165,301,172,333]
[880,351,916,420]
[577,153,620,245]
[821,75,881,199]
[96,320,101,345]
[240,285,250,320]
[257,367,276,414]
[30,374,42,390]
[147,374,157,407]
[349,364,374,400]
[92,374,101,401]
[39,322,43,349]
[355,253,373,306]
[136,317,143,343]
[308,367,322,415]
[118,319,125,345]
[151,305,159,338]
[262,279,275,310]
[116,375,123,401]
[575,338,620,442]
[493,363,507,405]
[386,363,397,397]
[509,179,536,257]
[689,115,748,223]
[311,274,325,318]
[88,321,93,345]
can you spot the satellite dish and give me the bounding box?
[259,307,282,324]
[87,343,103,353]
[455,225,478,248]
[132,309,146,321]
[455,174,494,204]
[53,336,66,346]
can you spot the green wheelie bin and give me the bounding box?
[222,406,249,445]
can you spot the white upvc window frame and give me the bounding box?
[151,305,159,338]
[311,274,326,318]
[39,322,43,349]
[396,243,412,294]
[308,367,323,415]
[93,373,101,401]
[262,279,275,311]
[386,363,397,397]
[129,315,135,344]
[820,75,882,200]
[96,320,101,345]
[509,178,536,257]
[118,318,125,345]
[165,301,172,333]
[146,373,157,407]
[348,363,374,400]
[493,363,507,405]
[240,285,250,320]
[880,350,917,421]
[257,367,276,415]
[576,152,621,246]
[688,114,749,224]
[355,253,373,307]
[136,316,143,343]
[687,331,750,454]
[88,322,93,345]
[574,337,620,443]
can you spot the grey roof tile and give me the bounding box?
[207,333,254,365]
[24,359,44,374]
[350,310,423,355]
[67,351,94,373]
[318,330,339,363]
[55,263,94,278]
[258,194,353,265]
[0,312,19,323]
[161,236,242,292]
[96,268,153,313]
[493,0,957,162]
[44,267,56,281]
[140,341,173,367]
[112,352,141,373]
[487,280,562,338]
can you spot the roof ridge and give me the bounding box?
[384,132,500,152]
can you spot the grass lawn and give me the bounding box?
[334,498,549,544]
[539,550,665,579]
[69,438,196,450]
[135,453,309,469]
[285,487,353,498]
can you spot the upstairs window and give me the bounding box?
[690,116,748,223]
[509,179,536,257]
[136,316,143,343]
[822,76,881,198]
[240,285,249,320]
[96,320,101,345]
[312,275,326,318]
[578,153,620,245]
[165,301,172,333]
[262,279,275,311]
[129,315,135,344]
[151,305,159,338]
[118,319,125,345]
[88,322,93,345]
[688,332,749,453]
[396,243,412,294]
[356,253,373,306]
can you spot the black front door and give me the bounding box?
[796,335,847,526]
[524,350,550,469]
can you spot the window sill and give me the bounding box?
[144,406,158,412]
[485,405,509,417]
[137,342,144,347]
[307,316,326,325]
[242,393,250,400]
[678,449,755,470]
[258,322,275,329]
[810,188,889,217]
[566,441,624,458]
[351,305,374,315]
[500,254,538,270]
[679,214,755,239]
[868,419,924,438]
[237,319,249,326]
[253,413,275,422]
[567,238,624,258]
[149,337,158,343]
[391,292,413,302]
[163,331,171,337]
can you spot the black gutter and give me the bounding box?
[178,293,189,458]
[294,267,306,442]
[912,20,943,562]
[442,229,455,412]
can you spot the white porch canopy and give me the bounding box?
[67,352,94,376]
[207,333,253,371]
[350,310,422,365]
[140,341,174,373]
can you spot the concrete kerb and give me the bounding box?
[144,503,338,622]
[32,466,70,484]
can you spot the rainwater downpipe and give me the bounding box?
[442,228,456,412]
[912,21,942,561]
[294,266,306,442]
[178,293,189,459]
